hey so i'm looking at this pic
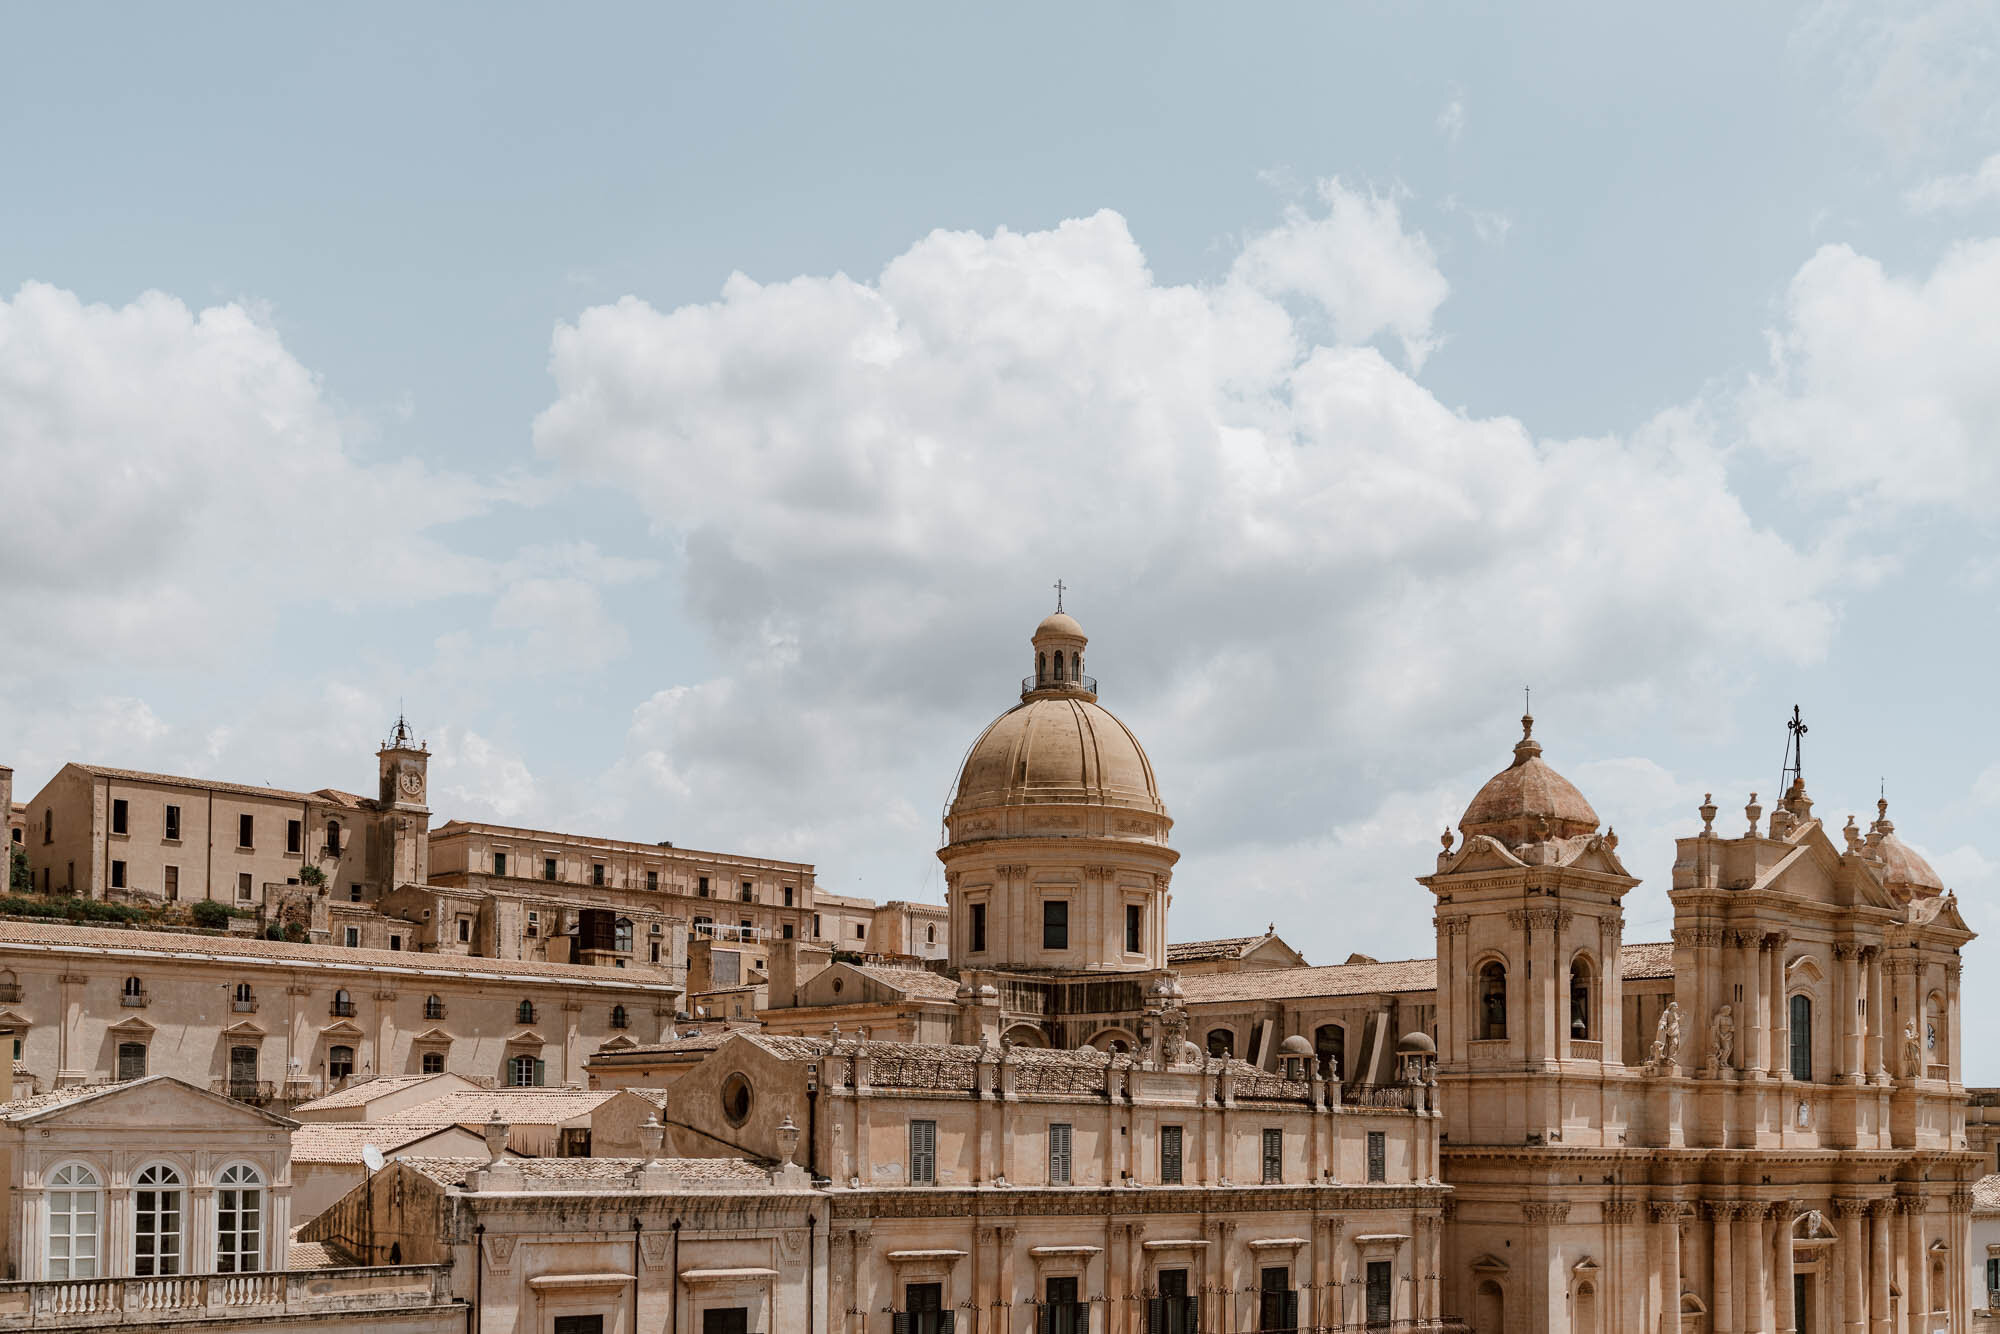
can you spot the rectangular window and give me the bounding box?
[343,927,359,948]
[237,872,253,902]
[741,880,753,901]
[286,820,301,854]
[457,917,471,942]
[1160,1124,1184,1184]
[698,1314,745,1334]
[1126,902,1142,953]
[698,875,710,897]
[813,913,822,938]
[592,863,605,886]
[553,1316,605,1334]
[1790,993,1814,1081]
[971,902,987,953]
[1049,1122,1072,1185]
[647,870,659,891]
[1042,899,1069,951]
[783,885,794,906]
[543,857,557,882]
[111,799,128,835]
[1046,1277,1082,1334]
[1261,1128,1283,1183]
[238,814,254,848]
[348,884,362,903]
[1367,1130,1387,1183]
[389,934,402,951]
[163,866,178,901]
[110,860,126,889]
[782,923,794,939]
[1990,1257,1999,1295]
[164,804,180,841]
[902,1282,944,1334]
[493,852,507,877]
[1365,1260,1393,1326]
[1260,1267,1298,1333]
[909,1119,937,1185]
[855,923,866,940]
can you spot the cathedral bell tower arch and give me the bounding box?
[376,713,432,890]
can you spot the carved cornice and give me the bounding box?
[828,1184,1447,1223]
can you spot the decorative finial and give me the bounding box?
[1745,792,1762,837]
[1844,814,1862,853]
[1605,826,1618,851]
[1699,793,1717,835]
[1440,827,1454,851]
[1052,578,1066,613]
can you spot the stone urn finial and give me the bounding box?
[1745,793,1762,837]
[484,1110,510,1164]
[777,1114,801,1166]
[1699,794,1716,835]
[639,1114,665,1164]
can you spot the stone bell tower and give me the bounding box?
[376,714,431,890]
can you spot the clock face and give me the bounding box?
[400,770,424,797]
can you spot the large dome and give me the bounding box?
[1459,714,1599,845]
[1869,799,1945,900]
[950,694,1166,819]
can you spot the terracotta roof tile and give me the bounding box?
[1974,1174,2000,1213]
[291,1074,456,1113]
[379,1087,618,1129]
[283,1241,343,1270]
[1168,936,1265,964]
[72,764,325,806]
[848,964,960,1001]
[289,1124,456,1165]
[0,919,679,992]
[1179,942,1675,1003]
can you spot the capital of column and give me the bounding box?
[1702,1201,1739,1222]
[1522,1201,1571,1223]
[1647,1200,1684,1224]
[1867,1199,1897,1218]
[1603,1201,1641,1225]
[1831,1198,1871,1219]
[1832,942,1860,961]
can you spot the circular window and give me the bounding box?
[720,1072,753,1127]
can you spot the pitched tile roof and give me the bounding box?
[594,1033,732,1059]
[1178,942,1676,1004]
[71,764,326,806]
[283,1241,345,1269]
[289,1123,464,1165]
[1168,936,1267,964]
[1974,1174,2000,1213]
[0,1074,298,1127]
[379,1087,618,1129]
[393,1155,771,1190]
[290,1073,456,1113]
[0,919,680,993]
[848,963,961,1001]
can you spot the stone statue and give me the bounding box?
[1904,1019,1922,1077]
[1648,1001,1683,1067]
[1708,1004,1735,1072]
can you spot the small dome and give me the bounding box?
[1870,799,1945,900]
[1397,1030,1437,1055]
[1278,1034,1314,1057]
[1459,714,1599,845]
[1036,611,1085,641]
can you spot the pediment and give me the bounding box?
[596,1035,639,1053]
[18,1076,290,1130]
[1571,1256,1599,1275]
[1470,1253,1509,1274]
[319,1020,366,1041]
[1793,1209,1838,1241]
[411,1028,455,1047]
[505,1030,546,1048]
[0,1010,32,1029]
[221,1019,268,1039]
[1786,954,1825,985]
[1440,836,1526,875]
[1558,837,1634,878]
[107,1015,155,1037]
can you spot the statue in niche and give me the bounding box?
[1708,1005,1735,1074]
[1904,1020,1923,1077]
[1648,1001,1683,1068]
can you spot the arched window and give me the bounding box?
[1314,1024,1347,1081]
[1479,961,1508,1040]
[1574,1283,1599,1334]
[1205,1028,1234,1058]
[517,999,536,1024]
[133,1163,184,1276]
[510,1054,539,1087]
[421,1051,444,1075]
[1474,1281,1505,1334]
[1926,992,1946,1075]
[615,918,634,953]
[328,1045,355,1081]
[325,820,341,856]
[1789,993,1813,1081]
[610,1004,629,1030]
[331,988,354,1016]
[45,1163,100,1279]
[1053,650,1066,681]
[424,994,445,1020]
[116,1042,147,1081]
[215,1164,263,1273]
[1038,652,1046,682]
[926,923,936,944]
[1569,957,1594,1041]
[121,976,143,999]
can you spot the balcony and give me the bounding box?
[330,999,356,1018]
[890,1312,955,1334]
[424,999,447,1020]
[119,990,148,1009]
[231,997,257,1014]
[693,922,768,943]
[1143,1295,1199,1334]
[1021,672,1097,696]
[0,984,21,1003]
[0,1264,453,1329]
[1568,1040,1603,1061]
[211,1078,276,1107]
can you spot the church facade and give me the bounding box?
[697,607,1980,1334]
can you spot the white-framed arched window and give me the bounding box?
[45,1161,101,1279]
[133,1162,185,1276]
[215,1163,264,1273]
[509,1053,539,1087]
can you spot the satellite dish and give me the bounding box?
[361,1144,385,1173]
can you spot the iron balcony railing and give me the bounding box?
[1022,673,1097,695]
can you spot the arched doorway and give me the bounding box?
[1473,1280,1503,1334]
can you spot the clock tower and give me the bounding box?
[377,714,432,889]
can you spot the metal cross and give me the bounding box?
[1788,704,1807,778]
[1052,579,1066,613]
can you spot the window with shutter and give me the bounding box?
[1261,1128,1282,1183]
[1049,1122,1072,1184]
[1258,1268,1292,1332]
[1365,1260,1393,1325]
[910,1119,937,1185]
[1160,1124,1183,1185]
[1367,1130,1386,1182]
[1790,993,1813,1081]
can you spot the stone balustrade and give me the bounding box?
[0,1265,453,1329]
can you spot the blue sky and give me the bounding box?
[6,3,2000,1072]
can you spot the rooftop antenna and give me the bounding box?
[1052,579,1066,613]
[1778,704,1807,797]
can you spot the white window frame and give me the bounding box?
[215,1163,264,1273]
[132,1161,185,1276]
[45,1161,101,1279]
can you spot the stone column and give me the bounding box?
[1711,1203,1737,1334]
[1651,1201,1684,1334]
[1741,932,1766,1076]
[1870,1200,1894,1334]
[1836,1199,1868,1334]
[1742,1203,1769,1334]
[1837,944,1863,1081]
[1904,1198,1927,1334]
[1775,1202,1798,1334]
[1864,948,1887,1081]
[1767,934,1790,1080]
[1946,960,1963,1085]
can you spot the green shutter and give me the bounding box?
[533,1059,546,1087]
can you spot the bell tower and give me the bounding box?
[376,714,431,889]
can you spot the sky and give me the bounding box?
[5,3,2000,1072]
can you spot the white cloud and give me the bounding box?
[430,728,541,822]
[1904,153,2000,212]
[1436,93,1466,145]
[1741,238,2000,512]
[532,200,1840,890]
[1795,0,2000,155]
[1229,179,1449,368]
